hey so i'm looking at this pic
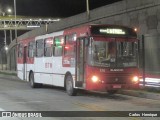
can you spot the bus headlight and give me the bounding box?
[132,76,139,83]
[91,76,99,83]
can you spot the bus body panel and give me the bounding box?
[17,64,24,80]
[34,31,64,86]
[52,57,75,87]
[34,57,53,85]
[17,37,35,81]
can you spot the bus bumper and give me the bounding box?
[86,83,139,92]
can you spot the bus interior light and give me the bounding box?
[65,46,69,49]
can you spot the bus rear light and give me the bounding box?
[132,76,139,83]
[91,76,99,83]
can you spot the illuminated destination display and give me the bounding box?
[99,28,126,35]
[91,26,137,38]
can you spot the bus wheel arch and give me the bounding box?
[64,72,77,96]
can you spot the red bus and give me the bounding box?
[17,24,140,96]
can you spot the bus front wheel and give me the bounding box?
[65,75,77,96]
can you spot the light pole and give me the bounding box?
[6,8,13,42]
[14,0,17,71]
[2,8,12,56]
[4,30,7,46]
[14,0,17,43]
[0,7,13,47]
[86,0,90,19]
[0,45,3,70]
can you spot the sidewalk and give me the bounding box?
[0,70,18,80]
[0,70,160,100]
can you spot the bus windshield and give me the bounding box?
[88,39,138,68]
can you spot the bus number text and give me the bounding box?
[45,63,52,68]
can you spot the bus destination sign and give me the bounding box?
[99,28,126,35]
[91,26,137,38]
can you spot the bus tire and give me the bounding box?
[29,72,38,88]
[65,75,77,96]
[107,90,118,94]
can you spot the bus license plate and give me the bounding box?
[113,85,121,88]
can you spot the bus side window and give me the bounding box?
[36,39,44,57]
[44,37,53,57]
[53,36,64,56]
[28,41,35,58]
[18,43,23,58]
[64,34,76,57]
[54,47,62,56]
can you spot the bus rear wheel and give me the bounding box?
[66,75,77,96]
[29,72,39,88]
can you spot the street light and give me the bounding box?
[7,8,12,14]
[0,7,12,63]
[0,8,12,16]
[5,46,8,51]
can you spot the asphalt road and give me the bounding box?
[0,77,159,120]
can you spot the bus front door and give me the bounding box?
[76,38,86,87]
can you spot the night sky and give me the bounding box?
[0,0,121,17]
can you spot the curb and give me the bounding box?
[0,74,20,81]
